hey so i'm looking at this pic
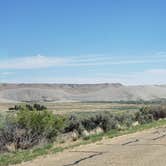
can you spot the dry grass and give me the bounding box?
[44,102,141,114]
[0,102,142,114]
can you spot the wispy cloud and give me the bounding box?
[0,53,166,85]
[0,72,14,76]
[145,69,166,75]
[0,53,166,69]
[0,55,69,69]
[123,68,166,85]
[1,68,166,85]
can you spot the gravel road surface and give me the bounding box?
[15,127,166,166]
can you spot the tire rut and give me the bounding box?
[63,151,106,166]
[121,139,139,146]
[152,133,166,140]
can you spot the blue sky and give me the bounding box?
[0,0,166,84]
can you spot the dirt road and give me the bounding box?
[15,127,166,166]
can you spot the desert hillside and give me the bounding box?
[0,83,166,102]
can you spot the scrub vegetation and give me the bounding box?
[0,104,166,165]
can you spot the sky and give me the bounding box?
[0,0,166,85]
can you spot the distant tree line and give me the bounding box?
[9,104,47,111]
[83,98,166,104]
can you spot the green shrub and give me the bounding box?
[65,112,122,134]
[135,106,166,124]
[0,113,6,129]
[9,104,47,112]
[64,114,83,134]
[0,108,65,151]
[2,104,166,153]
[16,109,64,139]
[116,113,135,127]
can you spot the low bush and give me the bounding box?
[9,104,47,111]
[0,108,64,151]
[64,112,131,135]
[0,113,5,129]
[115,113,135,127]
[65,105,166,136]
[1,104,166,153]
[135,106,166,124]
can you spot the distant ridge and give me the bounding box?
[0,83,166,102]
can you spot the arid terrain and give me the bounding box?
[15,126,166,166]
[1,0,166,165]
[1,83,166,166]
[0,83,166,103]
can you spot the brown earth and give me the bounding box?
[14,127,166,166]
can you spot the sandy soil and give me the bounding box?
[14,127,166,166]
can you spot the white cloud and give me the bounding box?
[0,53,166,85]
[124,69,166,85]
[0,55,69,69]
[145,69,166,75]
[0,72,13,76]
[0,53,166,69]
[1,68,166,85]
